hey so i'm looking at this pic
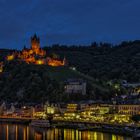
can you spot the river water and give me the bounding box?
[0,123,132,140]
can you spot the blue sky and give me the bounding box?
[0,0,140,49]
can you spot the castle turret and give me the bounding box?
[31,34,40,54]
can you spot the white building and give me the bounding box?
[64,79,86,95]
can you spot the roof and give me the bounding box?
[64,78,86,84]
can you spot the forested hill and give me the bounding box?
[0,40,140,83]
[0,40,140,102]
[44,40,140,82]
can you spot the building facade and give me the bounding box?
[118,104,140,115]
[64,79,86,95]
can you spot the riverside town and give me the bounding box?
[0,1,140,139]
[0,34,140,140]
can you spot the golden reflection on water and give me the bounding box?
[6,125,8,140]
[15,125,18,140]
[112,134,124,140]
[0,124,132,140]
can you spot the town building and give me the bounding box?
[44,103,56,115]
[66,104,78,113]
[3,104,16,116]
[80,104,111,116]
[64,79,86,95]
[121,80,140,88]
[118,104,140,115]
[32,105,45,119]
[64,104,78,119]
[20,106,34,117]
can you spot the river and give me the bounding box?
[0,123,132,140]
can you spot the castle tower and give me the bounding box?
[31,34,40,54]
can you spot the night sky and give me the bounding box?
[0,0,140,49]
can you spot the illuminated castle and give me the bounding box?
[6,34,66,66]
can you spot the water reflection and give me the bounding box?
[0,123,132,140]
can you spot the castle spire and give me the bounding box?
[31,34,40,52]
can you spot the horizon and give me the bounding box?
[1,37,140,51]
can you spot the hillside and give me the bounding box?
[45,40,140,82]
[0,40,140,102]
[0,61,112,103]
[1,40,140,83]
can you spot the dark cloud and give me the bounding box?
[0,0,140,49]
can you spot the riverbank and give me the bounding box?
[51,120,139,138]
[0,117,138,138]
[54,124,135,137]
[0,117,32,124]
[0,123,131,140]
[78,127,134,137]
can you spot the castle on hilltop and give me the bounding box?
[6,34,66,66]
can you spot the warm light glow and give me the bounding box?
[23,128,26,140]
[47,107,55,114]
[5,35,66,66]
[6,125,9,140]
[47,58,65,66]
[35,133,42,140]
[36,60,45,65]
[33,112,46,119]
[0,62,3,72]
[7,54,14,61]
